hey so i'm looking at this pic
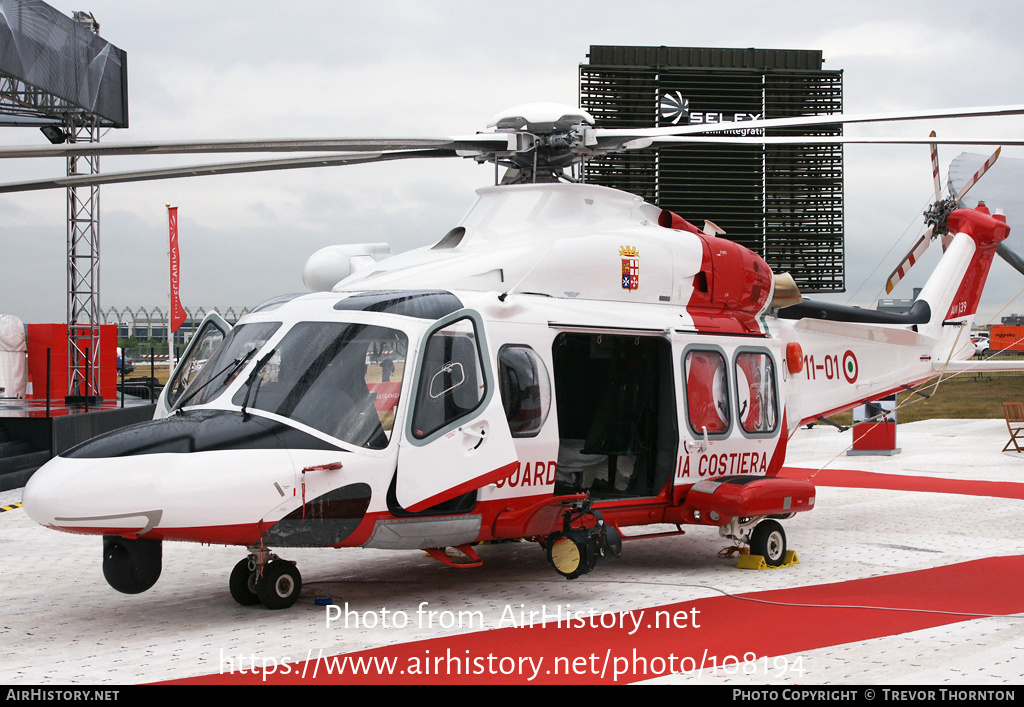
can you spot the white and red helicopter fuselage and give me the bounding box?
[22,181,1011,608]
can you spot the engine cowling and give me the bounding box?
[659,209,774,321]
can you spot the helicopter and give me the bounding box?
[11,101,1024,610]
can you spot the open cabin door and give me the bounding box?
[396,311,518,513]
[155,311,231,417]
[552,332,677,499]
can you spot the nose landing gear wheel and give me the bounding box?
[229,558,261,606]
[257,560,302,610]
[750,519,787,567]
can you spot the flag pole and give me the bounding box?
[167,202,179,378]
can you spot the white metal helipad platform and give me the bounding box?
[0,419,1021,685]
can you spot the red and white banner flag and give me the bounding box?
[168,206,187,333]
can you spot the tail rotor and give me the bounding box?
[885,135,1001,294]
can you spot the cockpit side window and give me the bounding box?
[166,323,226,409]
[411,318,485,439]
[230,322,408,449]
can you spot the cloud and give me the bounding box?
[3,0,1024,326]
[819,21,944,61]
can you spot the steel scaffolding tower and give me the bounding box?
[66,116,102,402]
[0,2,128,401]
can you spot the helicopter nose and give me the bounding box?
[21,410,373,546]
[23,454,160,535]
[21,457,64,527]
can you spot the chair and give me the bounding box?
[1002,402,1024,452]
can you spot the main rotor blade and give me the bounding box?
[885,227,934,294]
[589,103,1024,144]
[618,135,1024,147]
[0,149,457,193]
[0,134,521,159]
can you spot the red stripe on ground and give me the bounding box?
[778,466,1024,499]
[171,555,1024,685]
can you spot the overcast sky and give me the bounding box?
[3,0,1024,327]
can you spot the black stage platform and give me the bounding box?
[0,399,156,491]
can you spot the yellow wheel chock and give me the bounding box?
[736,550,799,570]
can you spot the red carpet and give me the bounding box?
[778,466,1024,499]
[174,555,1024,684]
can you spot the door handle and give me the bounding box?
[460,424,487,449]
[302,462,343,473]
[683,427,709,454]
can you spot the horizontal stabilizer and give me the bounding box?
[997,242,1024,276]
[933,360,1024,373]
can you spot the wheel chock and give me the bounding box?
[736,550,799,570]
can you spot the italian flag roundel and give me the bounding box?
[842,350,858,383]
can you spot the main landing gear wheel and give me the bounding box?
[229,558,261,606]
[750,519,787,567]
[257,560,302,610]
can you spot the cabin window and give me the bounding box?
[497,345,551,437]
[734,350,778,435]
[411,317,485,439]
[683,349,730,436]
[229,322,408,449]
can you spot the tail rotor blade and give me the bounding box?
[929,131,942,202]
[886,227,934,294]
[955,146,1001,202]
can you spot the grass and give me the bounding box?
[124,363,171,385]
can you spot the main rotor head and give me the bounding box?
[481,103,597,183]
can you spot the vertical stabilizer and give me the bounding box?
[916,204,1009,343]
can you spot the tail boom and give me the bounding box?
[779,203,1011,432]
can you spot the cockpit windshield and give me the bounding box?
[175,322,282,409]
[229,322,408,449]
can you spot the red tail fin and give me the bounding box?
[943,204,1010,321]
